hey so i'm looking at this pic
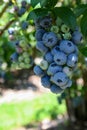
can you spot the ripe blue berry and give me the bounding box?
[59,40,75,54]
[21,21,28,30]
[21,1,27,8]
[41,75,51,88]
[36,41,48,54]
[50,84,63,94]
[43,32,58,48]
[51,72,69,87]
[54,51,67,65]
[60,79,72,89]
[47,62,62,75]
[18,7,26,16]
[51,45,60,55]
[33,65,44,77]
[35,29,46,41]
[44,51,54,63]
[67,53,78,68]
[40,17,52,29]
[72,31,82,44]
[10,52,18,62]
[8,28,14,35]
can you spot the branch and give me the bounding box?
[0,19,15,36]
[0,2,9,17]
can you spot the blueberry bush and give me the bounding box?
[1,0,87,124]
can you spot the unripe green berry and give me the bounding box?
[22,52,29,58]
[18,56,24,62]
[19,62,25,68]
[57,34,62,40]
[40,60,48,70]
[20,40,27,48]
[51,25,59,33]
[63,32,72,40]
[61,24,69,33]
[11,62,17,68]
[24,58,30,63]
[25,64,31,68]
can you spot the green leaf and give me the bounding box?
[40,0,58,8]
[80,10,87,38]
[30,0,58,8]
[30,0,41,8]
[27,8,49,21]
[79,46,87,56]
[53,7,77,30]
[74,4,87,17]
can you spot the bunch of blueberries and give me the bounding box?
[13,0,29,17]
[34,15,83,94]
[8,27,33,70]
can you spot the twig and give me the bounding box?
[0,2,9,17]
[0,19,15,36]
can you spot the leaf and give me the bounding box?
[27,8,49,21]
[74,4,87,17]
[79,46,87,56]
[80,10,87,38]
[53,7,77,30]
[31,0,58,8]
[30,0,41,8]
[40,0,58,8]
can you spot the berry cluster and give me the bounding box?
[34,16,82,94]
[8,27,33,70]
[13,1,29,17]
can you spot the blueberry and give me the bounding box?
[47,62,62,75]
[72,31,83,44]
[14,40,20,46]
[33,65,44,77]
[54,51,67,65]
[51,72,69,87]
[60,79,72,89]
[10,52,18,62]
[21,1,27,8]
[18,7,26,16]
[44,51,54,63]
[51,45,60,55]
[21,21,28,30]
[50,84,63,94]
[67,53,78,68]
[41,75,51,88]
[35,29,46,41]
[8,28,14,35]
[40,16,52,29]
[43,32,58,48]
[59,40,75,54]
[34,18,41,29]
[36,41,48,54]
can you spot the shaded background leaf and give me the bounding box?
[53,7,77,30]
